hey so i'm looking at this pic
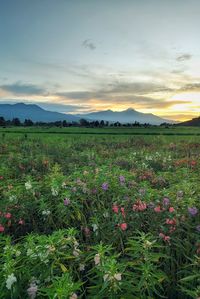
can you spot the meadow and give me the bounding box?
[0,127,199,298]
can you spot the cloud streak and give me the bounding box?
[0,82,46,96]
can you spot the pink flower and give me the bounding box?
[121,207,126,218]
[120,223,127,231]
[133,200,147,211]
[159,232,170,243]
[64,198,71,206]
[169,207,175,213]
[154,206,162,212]
[166,218,176,225]
[112,205,119,214]
[0,225,5,232]
[18,219,25,225]
[5,213,12,219]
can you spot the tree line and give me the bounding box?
[0,116,172,128]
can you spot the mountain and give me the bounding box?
[178,116,200,126]
[0,103,79,122]
[78,108,177,125]
[0,103,177,125]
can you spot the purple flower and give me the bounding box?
[188,207,198,216]
[102,182,109,191]
[64,198,71,206]
[163,197,170,206]
[147,202,155,209]
[138,188,146,196]
[27,283,38,299]
[91,188,97,194]
[196,225,200,232]
[119,175,125,184]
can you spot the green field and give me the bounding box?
[0,127,199,298]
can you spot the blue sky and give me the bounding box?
[0,0,200,120]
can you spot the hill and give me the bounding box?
[0,103,79,122]
[78,108,176,125]
[178,116,200,126]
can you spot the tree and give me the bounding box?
[24,119,33,126]
[12,118,21,126]
[0,117,6,126]
[80,119,89,127]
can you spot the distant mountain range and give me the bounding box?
[78,108,176,125]
[0,103,177,125]
[0,103,79,122]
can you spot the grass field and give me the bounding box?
[0,127,199,298]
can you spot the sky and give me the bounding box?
[0,0,200,120]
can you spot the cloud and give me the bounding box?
[180,83,200,92]
[176,53,192,62]
[82,39,96,50]
[0,82,46,96]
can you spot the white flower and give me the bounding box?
[103,274,110,281]
[8,195,17,202]
[79,263,85,271]
[6,273,17,290]
[70,293,78,299]
[25,181,32,190]
[42,210,51,216]
[92,224,98,232]
[15,250,21,257]
[27,283,38,299]
[94,253,100,265]
[114,273,122,281]
[51,187,58,196]
[73,249,80,257]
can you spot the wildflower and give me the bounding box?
[103,211,109,218]
[120,223,127,231]
[112,204,119,214]
[163,197,170,206]
[0,225,5,232]
[79,263,85,271]
[166,218,176,225]
[188,207,198,216]
[8,195,17,203]
[154,206,162,212]
[6,273,17,290]
[147,202,155,209]
[102,182,108,191]
[114,273,122,281]
[27,283,38,299]
[25,181,32,190]
[51,187,58,196]
[121,207,126,218]
[133,200,147,211]
[18,219,25,225]
[196,225,200,232]
[42,210,51,216]
[159,233,170,243]
[138,188,146,196]
[94,253,100,265]
[103,274,110,281]
[92,224,98,232]
[84,227,91,237]
[119,175,125,184]
[177,190,184,199]
[64,198,71,206]
[73,249,80,257]
[5,212,12,219]
[70,293,78,299]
